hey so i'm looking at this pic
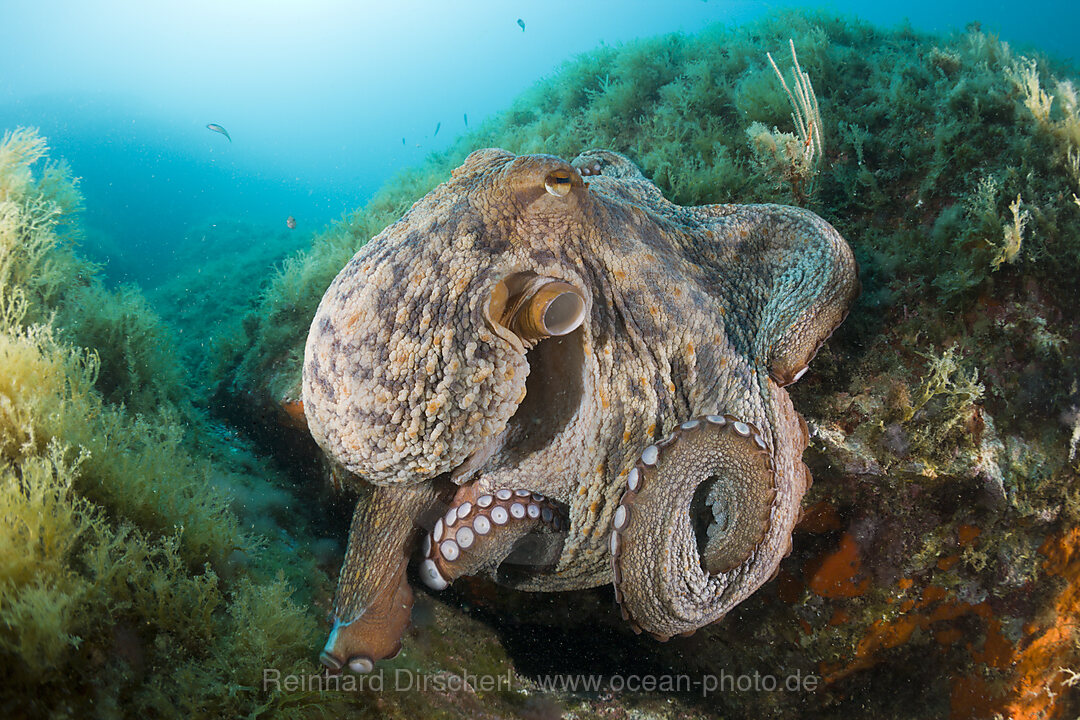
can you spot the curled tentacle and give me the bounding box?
[611,414,801,641]
[420,487,566,590]
[320,483,441,673]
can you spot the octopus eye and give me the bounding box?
[544,169,574,198]
[487,272,586,346]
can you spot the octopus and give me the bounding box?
[302,148,859,673]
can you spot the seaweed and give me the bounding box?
[0,128,334,718]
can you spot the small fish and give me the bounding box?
[464,112,468,127]
[286,215,297,230]
[517,18,525,32]
[434,121,441,137]
[206,123,231,142]
[402,137,406,145]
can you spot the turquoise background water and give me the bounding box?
[1,0,1075,285]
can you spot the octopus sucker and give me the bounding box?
[611,414,778,639]
[420,487,567,589]
[302,148,857,671]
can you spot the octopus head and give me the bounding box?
[301,149,592,488]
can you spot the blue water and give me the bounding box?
[1,0,1076,286]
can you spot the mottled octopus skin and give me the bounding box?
[302,148,859,670]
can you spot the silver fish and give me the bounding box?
[206,123,231,142]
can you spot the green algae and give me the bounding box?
[0,127,335,718]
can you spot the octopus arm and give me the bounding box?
[611,393,809,640]
[694,203,860,385]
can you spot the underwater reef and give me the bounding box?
[218,9,1080,718]
[4,8,1080,719]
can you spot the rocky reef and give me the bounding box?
[4,8,1080,719]
[218,9,1080,717]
